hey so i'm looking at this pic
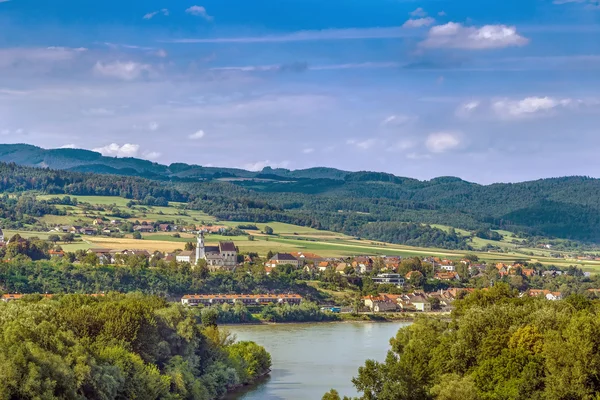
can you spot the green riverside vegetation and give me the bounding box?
[0,293,271,399]
[324,283,600,400]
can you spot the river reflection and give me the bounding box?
[226,322,410,400]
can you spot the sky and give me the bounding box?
[0,0,599,184]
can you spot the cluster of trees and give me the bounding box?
[356,223,471,250]
[324,284,600,400]
[0,260,327,301]
[0,234,52,260]
[259,301,336,322]
[0,194,65,229]
[0,293,270,399]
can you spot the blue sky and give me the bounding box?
[0,0,599,183]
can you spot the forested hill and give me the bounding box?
[3,144,600,243]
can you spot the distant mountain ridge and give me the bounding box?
[5,143,600,243]
[0,144,354,181]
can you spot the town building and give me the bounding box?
[265,253,301,268]
[176,250,194,263]
[363,294,400,312]
[195,232,237,269]
[372,273,405,287]
[181,293,302,306]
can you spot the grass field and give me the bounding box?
[15,193,600,273]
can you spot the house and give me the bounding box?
[69,226,82,233]
[528,289,563,301]
[158,224,172,232]
[352,257,373,274]
[1,294,23,302]
[406,293,431,312]
[49,249,65,258]
[176,250,194,263]
[265,253,301,268]
[434,272,459,281]
[198,225,227,234]
[134,225,154,233]
[440,260,455,272]
[317,261,330,272]
[80,227,96,235]
[93,218,104,226]
[522,268,536,277]
[335,262,349,274]
[372,273,405,287]
[164,252,177,262]
[181,293,302,306]
[291,252,322,263]
[363,294,400,312]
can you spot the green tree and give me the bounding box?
[132,231,142,240]
[264,226,274,235]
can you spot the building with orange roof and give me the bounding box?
[181,293,302,306]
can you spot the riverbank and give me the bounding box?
[221,311,451,325]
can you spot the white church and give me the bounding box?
[195,232,238,270]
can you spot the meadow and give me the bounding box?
[12,194,600,273]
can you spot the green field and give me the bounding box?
[10,194,600,273]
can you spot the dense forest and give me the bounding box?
[0,293,271,399]
[324,284,600,400]
[6,145,600,244]
[0,259,327,301]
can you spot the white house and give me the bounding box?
[176,250,194,263]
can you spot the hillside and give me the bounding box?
[2,144,600,243]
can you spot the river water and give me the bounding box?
[226,322,411,400]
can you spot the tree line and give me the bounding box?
[0,293,270,399]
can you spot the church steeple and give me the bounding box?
[196,231,205,264]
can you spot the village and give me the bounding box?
[0,224,596,314]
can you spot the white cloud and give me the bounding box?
[189,130,205,139]
[438,11,447,16]
[154,49,168,58]
[244,160,290,171]
[389,139,416,152]
[0,47,86,68]
[186,5,213,21]
[167,27,412,44]
[59,144,77,149]
[93,61,151,81]
[211,61,400,72]
[82,108,115,116]
[492,97,575,119]
[425,132,461,153]
[421,22,529,49]
[381,114,414,126]
[143,151,161,160]
[403,17,435,28]
[455,101,481,117]
[410,7,427,17]
[143,9,169,19]
[302,148,315,154]
[143,11,159,20]
[1,128,24,135]
[148,121,159,131]
[347,138,378,150]
[93,143,140,157]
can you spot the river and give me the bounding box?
[226,322,411,400]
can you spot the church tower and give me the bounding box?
[196,231,205,264]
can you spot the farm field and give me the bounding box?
[9,194,600,273]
